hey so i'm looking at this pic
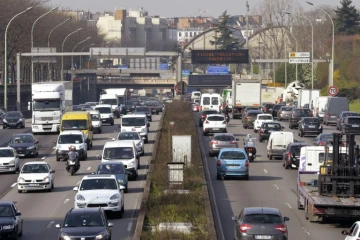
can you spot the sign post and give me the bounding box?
[328,85,339,97]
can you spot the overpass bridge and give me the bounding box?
[96,78,182,89]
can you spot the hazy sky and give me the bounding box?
[47,0,359,17]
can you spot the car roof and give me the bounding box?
[82,174,117,180]
[87,110,100,114]
[0,147,15,151]
[207,114,224,117]
[247,110,262,113]
[213,133,235,137]
[122,114,146,118]
[257,114,272,116]
[68,208,103,214]
[104,140,135,148]
[23,161,48,165]
[97,162,125,166]
[289,142,309,146]
[219,148,245,153]
[95,104,112,108]
[59,130,84,135]
[244,207,281,215]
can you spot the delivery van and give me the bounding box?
[267,131,294,160]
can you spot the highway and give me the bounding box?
[0,114,161,240]
[198,113,356,240]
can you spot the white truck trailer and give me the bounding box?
[103,88,130,115]
[297,89,320,109]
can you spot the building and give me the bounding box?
[177,28,205,46]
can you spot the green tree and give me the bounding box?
[334,0,360,35]
[209,11,240,50]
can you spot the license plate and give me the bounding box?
[229,166,238,169]
[308,126,315,128]
[18,154,25,157]
[204,108,209,110]
[212,128,219,130]
[248,153,252,156]
[102,120,106,122]
[255,236,271,239]
[28,184,39,187]
[352,125,359,127]
[0,167,7,169]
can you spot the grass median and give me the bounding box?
[141,100,210,239]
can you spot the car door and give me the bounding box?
[12,203,22,234]
[346,223,359,240]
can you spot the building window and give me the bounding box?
[185,32,188,37]
[194,32,197,36]
[179,32,182,37]
[190,32,193,37]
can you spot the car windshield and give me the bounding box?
[5,112,20,118]
[97,164,125,174]
[246,108,259,112]
[203,97,210,105]
[21,164,49,173]
[62,120,87,130]
[264,123,281,130]
[244,214,282,224]
[344,112,358,117]
[63,213,104,227]
[258,115,272,120]
[219,151,246,159]
[100,99,117,105]
[135,107,149,112]
[273,105,283,110]
[194,93,201,97]
[0,149,14,157]
[214,135,235,141]
[320,134,333,141]
[91,114,100,121]
[58,134,83,144]
[265,104,274,108]
[303,118,320,124]
[145,101,158,106]
[348,118,360,124]
[208,116,224,121]
[281,107,293,111]
[290,145,305,155]
[103,147,134,160]
[0,206,13,217]
[122,117,146,127]
[118,132,140,140]
[248,112,261,117]
[10,135,33,144]
[80,179,118,190]
[96,107,112,114]
[33,100,61,111]
[294,109,311,116]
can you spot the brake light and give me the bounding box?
[248,148,253,152]
[286,152,291,157]
[231,141,237,144]
[201,115,206,118]
[217,160,221,166]
[274,224,287,233]
[211,141,218,144]
[260,129,264,133]
[319,142,326,146]
[205,120,209,124]
[246,116,251,119]
[245,160,249,167]
[264,108,268,111]
[239,224,252,233]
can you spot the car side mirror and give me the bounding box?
[341,230,348,235]
[108,222,114,227]
[15,212,21,216]
[53,140,57,143]
[73,186,79,191]
[112,138,115,141]
[120,185,125,190]
[55,224,61,229]
[147,123,150,127]
[96,155,101,160]
[231,216,238,221]
[50,170,55,173]
[283,217,289,222]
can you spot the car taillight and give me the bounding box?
[260,129,264,133]
[205,120,209,124]
[246,116,251,119]
[248,148,253,152]
[245,160,249,167]
[274,224,287,233]
[326,114,330,117]
[217,160,221,166]
[319,142,326,146]
[286,152,291,157]
[264,108,268,111]
[239,224,252,233]
[231,141,237,144]
[211,141,218,144]
[201,115,206,118]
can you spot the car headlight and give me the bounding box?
[2,225,14,230]
[95,232,107,240]
[60,233,71,240]
[3,119,7,123]
[27,146,34,150]
[8,160,15,165]
[110,193,120,200]
[43,176,50,182]
[76,194,85,201]
[18,177,25,183]
[128,161,134,168]
[118,179,124,184]
[18,119,23,122]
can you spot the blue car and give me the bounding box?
[216,148,249,180]
[94,162,129,193]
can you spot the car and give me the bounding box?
[232,207,289,240]
[283,142,310,169]
[277,105,294,121]
[116,131,145,156]
[17,162,55,193]
[0,147,20,173]
[7,133,39,158]
[261,102,275,114]
[88,110,102,134]
[313,133,333,146]
[341,221,360,240]
[56,208,113,240]
[253,114,273,132]
[241,107,261,122]
[55,131,88,161]
[94,104,114,125]
[81,104,92,111]
[289,108,312,129]
[126,100,141,113]
[298,117,322,137]
[198,110,218,127]
[0,109,6,125]
[242,110,263,129]
[72,105,82,111]
[134,106,152,121]
[84,102,97,110]
[73,175,125,217]
[145,101,161,114]
[2,111,25,129]
[337,111,359,131]
[203,114,227,135]
[208,133,239,157]
[192,103,200,112]
[216,148,249,180]
[94,162,128,193]
[342,116,360,135]
[0,201,23,239]
[271,104,285,119]
[258,122,283,142]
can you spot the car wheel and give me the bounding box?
[87,143,90,150]
[111,120,114,126]
[117,114,120,119]
[18,190,22,193]
[216,174,222,180]
[150,118,152,122]
[244,175,249,181]
[285,162,290,169]
[300,131,304,137]
[124,185,128,193]
[269,155,273,160]
[137,159,140,169]
[18,226,23,237]
[209,152,213,157]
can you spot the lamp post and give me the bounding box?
[282,28,298,80]
[80,43,95,69]
[61,28,82,80]
[169,121,175,160]
[285,12,314,89]
[71,37,91,69]
[307,1,334,87]
[3,6,33,111]
[31,6,58,84]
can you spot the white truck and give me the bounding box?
[103,88,129,115]
[297,89,320,109]
[283,81,305,104]
[99,94,120,118]
[232,79,262,119]
[28,82,72,133]
[261,88,277,103]
[314,96,330,121]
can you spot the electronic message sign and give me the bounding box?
[191,50,249,64]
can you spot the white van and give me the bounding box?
[200,93,222,112]
[55,131,88,161]
[191,91,201,101]
[99,94,120,118]
[98,140,139,180]
[87,110,102,133]
[94,104,114,125]
[267,132,294,160]
[121,114,149,143]
[314,96,330,121]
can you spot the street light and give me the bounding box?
[307,1,335,87]
[61,28,82,79]
[282,28,298,80]
[48,17,71,47]
[80,43,95,69]
[31,6,58,84]
[3,6,33,111]
[71,37,91,69]
[285,12,314,89]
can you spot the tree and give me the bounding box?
[209,11,240,50]
[334,0,360,35]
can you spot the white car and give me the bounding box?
[0,147,20,173]
[342,221,360,240]
[73,175,125,218]
[88,110,102,134]
[17,162,55,193]
[115,131,145,156]
[254,114,274,132]
[203,114,227,136]
[55,131,88,161]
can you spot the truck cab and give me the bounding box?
[99,94,120,118]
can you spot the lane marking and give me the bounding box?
[263,169,268,174]
[127,222,133,232]
[63,199,69,204]
[41,157,46,160]
[47,221,55,228]
[11,183,17,188]
[87,167,91,171]
[76,181,81,186]
[273,184,279,190]
[52,147,56,150]
[285,203,292,209]
[302,227,311,235]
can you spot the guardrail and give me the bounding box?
[97,79,177,84]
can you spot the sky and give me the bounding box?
[46,0,360,17]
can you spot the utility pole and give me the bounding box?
[246,1,250,75]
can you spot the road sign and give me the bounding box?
[207,66,229,75]
[159,63,168,70]
[328,85,339,97]
[289,58,310,64]
[188,75,232,87]
[289,52,310,58]
[175,81,188,95]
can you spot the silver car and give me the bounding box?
[116,131,145,156]
[277,106,293,121]
[208,133,239,157]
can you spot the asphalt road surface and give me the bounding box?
[197,112,357,240]
[0,114,161,240]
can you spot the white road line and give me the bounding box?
[285,203,292,209]
[63,199,69,204]
[87,167,91,171]
[52,147,56,150]
[263,169,268,174]
[127,222,133,232]
[47,221,55,228]
[41,157,46,160]
[273,184,279,190]
[76,181,81,186]
[302,227,311,235]
[11,183,17,188]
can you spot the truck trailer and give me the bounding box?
[232,79,261,119]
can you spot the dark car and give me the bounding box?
[232,207,289,240]
[3,111,25,129]
[134,106,152,121]
[81,104,92,111]
[336,111,359,131]
[261,102,275,114]
[72,105,82,111]
[271,104,285,119]
[0,109,6,124]
[8,133,39,158]
[258,122,283,142]
[313,133,333,146]
[298,117,322,137]
[0,201,23,239]
[289,108,312,129]
[199,110,218,127]
[277,106,294,121]
[127,100,141,113]
[283,142,309,169]
[342,116,360,135]
[56,208,113,240]
[241,107,262,122]
[94,162,128,193]
[145,101,161,115]
[242,110,263,129]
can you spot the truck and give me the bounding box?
[297,133,360,222]
[103,88,130,115]
[221,89,232,110]
[261,88,277,103]
[28,81,72,133]
[283,81,305,104]
[297,89,320,109]
[232,79,261,119]
[314,96,330,121]
[99,94,120,118]
[138,89,146,97]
